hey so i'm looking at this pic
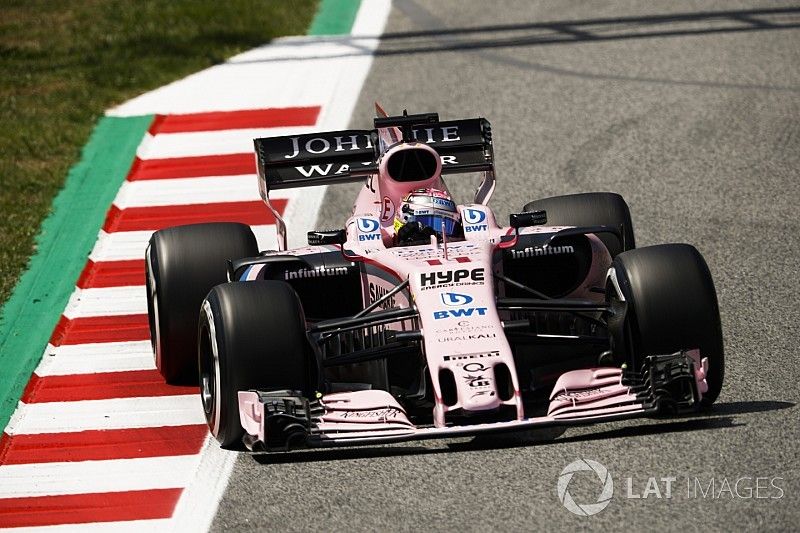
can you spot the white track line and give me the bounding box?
[139,126,315,159]
[89,225,278,262]
[113,176,300,209]
[0,455,201,498]
[5,396,203,435]
[35,341,155,376]
[170,435,238,532]
[63,286,146,319]
[10,519,173,533]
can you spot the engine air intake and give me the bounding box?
[386,147,438,182]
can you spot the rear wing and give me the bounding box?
[255,115,493,188]
[254,113,496,249]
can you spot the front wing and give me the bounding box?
[237,350,709,451]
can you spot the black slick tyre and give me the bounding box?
[608,244,724,406]
[145,222,258,384]
[198,281,312,447]
[523,192,635,257]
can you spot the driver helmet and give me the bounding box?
[394,188,460,237]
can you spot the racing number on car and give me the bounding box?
[380,196,395,221]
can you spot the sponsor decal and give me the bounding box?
[338,407,403,419]
[510,244,575,259]
[463,208,488,233]
[283,134,373,159]
[463,362,489,372]
[464,225,488,233]
[431,197,456,209]
[435,322,496,335]
[464,373,491,388]
[437,333,497,343]
[295,162,374,178]
[393,242,478,259]
[357,217,380,232]
[460,362,493,391]
[409,125,461,144]
[440,292,472,306]
[443,351,501,361]
[419,268,484,290]
[284,266,349,280]
[553,387,607,403]
[433,307,488,320]
[357,217,381,242]
[463,208,486,224]
[369,282,397,310]
[284,127,461,161]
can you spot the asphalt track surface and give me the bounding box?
[213,2,800,530]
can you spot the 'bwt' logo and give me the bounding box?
[463,208,486,225]
[440,293,473,306]
[357,218,380,233]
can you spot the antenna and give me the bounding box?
[441,219,449,260]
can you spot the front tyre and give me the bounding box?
[523,192,635,257]
[146,222,258,384]
[608,244,724,406]
[199,281,312,447]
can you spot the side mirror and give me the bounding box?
[307,229,347,246]
[509,210,547,229]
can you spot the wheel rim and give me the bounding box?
[199,299,223,436]
[145,245,162,364]
[199,325,215,417]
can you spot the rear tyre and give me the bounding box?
[146,223,258,384]
[199,281,312,447]
[523,192,635,257]
[608,244,724,406]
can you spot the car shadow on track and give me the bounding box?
[250,400,793,464]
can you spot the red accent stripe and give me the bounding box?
[0,426,207,465]
[146,114,168,136]
[0,488,183,528]
[102,199,286,233]
[128,153,255,181]
[21,370,196,403]
[426,259,442,266]
[51,314,150,346]
[149,106,320,134]
[455,256,471,263]
[77,259,145,289]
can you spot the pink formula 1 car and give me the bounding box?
[145,108,724,450]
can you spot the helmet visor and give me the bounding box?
[414,214,457,236]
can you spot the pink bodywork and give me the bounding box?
[240,140,710,446]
